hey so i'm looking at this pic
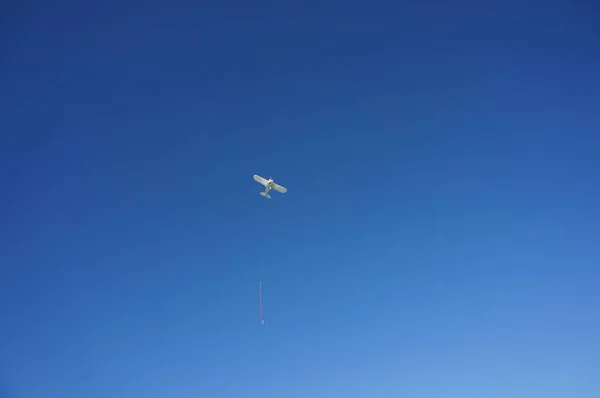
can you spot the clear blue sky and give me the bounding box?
[1,1,599,397]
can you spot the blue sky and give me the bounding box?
[1,1,599,397]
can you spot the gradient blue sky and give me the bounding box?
[1,1,599,397]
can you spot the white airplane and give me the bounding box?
[253,175,287,199]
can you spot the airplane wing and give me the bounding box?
[272,183,287,193]
[253,175,268,186]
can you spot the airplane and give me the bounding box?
[253,175,287,199]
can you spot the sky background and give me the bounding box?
[1,1,600,397]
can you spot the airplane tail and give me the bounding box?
[260,192,271,199]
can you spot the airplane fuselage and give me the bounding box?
[261,178,274,198]
[263,179,274,192]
